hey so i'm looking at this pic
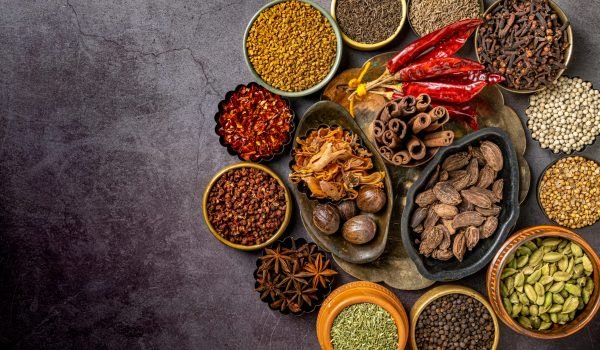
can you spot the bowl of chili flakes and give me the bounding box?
[215,82,295,162]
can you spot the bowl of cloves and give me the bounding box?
[475,0,573,94]
[253,237,337,315]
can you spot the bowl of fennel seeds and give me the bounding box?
[331,0,407,51]
[408,0,483,37]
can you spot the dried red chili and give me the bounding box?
[395,57,484,82]
[218,84,293,161]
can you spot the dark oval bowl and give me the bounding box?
[401,128,520,281]
[214,82,296,163]
[253,237,335,316]
[536,155,600,228]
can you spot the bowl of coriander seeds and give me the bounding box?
[243,0,343,97]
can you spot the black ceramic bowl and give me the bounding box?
[401,128,520,281]
[214,82,295,163]
[253,237,335,316]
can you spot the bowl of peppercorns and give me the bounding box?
[410,285,500,350]
[203,162,292,250]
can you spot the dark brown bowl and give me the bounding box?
[214,82,296,163]
[253,237,335,316]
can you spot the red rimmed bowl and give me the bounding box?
[486,225,600,339]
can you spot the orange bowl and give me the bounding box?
[486,225,600,339]
[316,281,409,350]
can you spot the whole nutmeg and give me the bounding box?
[342,215,377,245]
[356,186,386,213]
[336,200,358,222]
[312,204,340,235]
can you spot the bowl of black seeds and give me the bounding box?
[410,285,500,350]
[331,0,407,51]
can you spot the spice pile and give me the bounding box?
[335,0,404,44]
[415,294,495,350]
[538,156,600,228]
[499,237,595,330]
[331,303,398,350]
[246,1,337,92]
[206,167,286,245]
[477,0,570,91]
[526,77,600,153]
[217,84,294,161]
[409,0,481,36]
[374,94,454,166]
[255,240,337,314]
[411,141,504,262]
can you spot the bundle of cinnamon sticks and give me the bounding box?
[373,94,454,166]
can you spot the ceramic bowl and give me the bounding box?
[486,225,600,339]
[409,285,500,350]
[316,281,409,350]
[401,128,520,281]
[202,162,292,251]
[214,82,296,163]
[407,0,484,37]
[474,0,573,94]
[330,0,407,51]
[243,0,343,97]
[536,155,600,228]
[253,237,335,316]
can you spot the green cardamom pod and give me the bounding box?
[519,292,530,306]
[534,282,545,296]
[558,313,570,324]
[566,257,575,274]
[541,263,550,276]
[509,258,517,269]
[510,292,520,304]
[503,297,513,314]
[543,252,564,263]
[542,238,561,247]
[550,312,558,323]
[549,263,557,276]
[553,293,565,304]
[583,289,591,304]
[544,292,553,309]
[573,264,584,277]
[560,289,569,298]
[553,271,572,282]
[506,276,515,293]
[529,304,538,316]
[568,310,576,321]
[538,321,552,330]
[530,315,541,329]
[542,246,553,253]
[536,295,545,306]
[564,283,582,296]
[518,316,532,329]
[558,256,568,272]
[548,281,565,293]
[517,255,529,268]
[558,239,569,250]
[514,272,525,287]
[577,277,587,287]
[539,275,554,286]
[526,269,542,284]
[575,256,583,264]
[501,268,518,279]
[561,245,572,256]
[522,266,535,275]
[517,246,532,256]
[548,304,563,313]
[529,249,543,266]
[582,255,593,273]
[525,241,538,251]
[540,313,550,322]
[521,305,530,316]
[500,281,509,297]
[561,296,579,314]
[584,278,594,293]
[511,303,522,318]
[570,242,583,257]
[506,252,515,264]
[577,297,585,311]
[524,284,537,302]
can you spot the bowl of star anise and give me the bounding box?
[253,237,338,315]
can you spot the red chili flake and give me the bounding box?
[218,85,293,161]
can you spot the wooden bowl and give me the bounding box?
[330,0,407,51]
[202,162,292,251]
[486,225,600,339]
[316,281,409,350]
[409,285,500,350]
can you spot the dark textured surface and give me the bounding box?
[0,0,598,349]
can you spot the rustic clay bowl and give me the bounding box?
[253,237,335,316]
[214,82,296,163]
[409,285,500,350]
[289,101,393,264]
[487,226,600,339]
[474,0,573,94]
[401,128,520,281]
[202,162,292,251]
[316,281,409,350]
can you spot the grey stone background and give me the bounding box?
[0,0,598,349]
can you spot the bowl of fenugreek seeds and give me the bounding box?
[244,0,343,97]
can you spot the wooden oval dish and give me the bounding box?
[202,162,292,251]
[289,101,393,264]
[400,128,520,281]
[213,82,296,163]
[486,225,600,339]
[409,285,500,350]
[316,281,409,350]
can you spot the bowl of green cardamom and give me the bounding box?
[243,0,343,97]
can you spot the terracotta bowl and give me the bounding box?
[202,162,292,251]
[316,281,409,350]
[409,285,500,350]
[486,225,600,339]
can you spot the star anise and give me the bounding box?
[285,284,318,309]
[277,260,308,291]
[259,245,292,274]
[255,270,281,302]
[302,253,338,289]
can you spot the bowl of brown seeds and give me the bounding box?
[331,0,407,51]
[408,0,483,37]
[244,0,343,97]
